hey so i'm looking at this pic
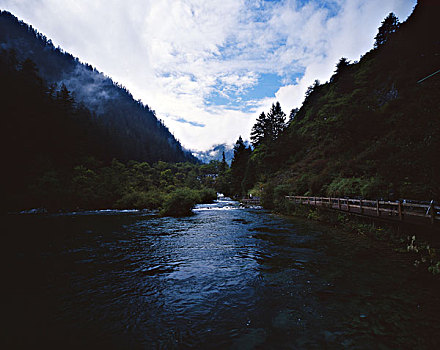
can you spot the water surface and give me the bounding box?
[4,198,440,349]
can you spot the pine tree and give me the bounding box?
[330,57,350,82]
[231,136,251,196]
[220,151,227,173]
[305,80,321,99]
[232,136,246,160]
[374,13,400,48]
[57,83,74,112]
[250,102,286,147]
[266,102,286,141]
[288,108,299,123]
[250,112,267,147]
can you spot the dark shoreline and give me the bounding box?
[272,202,440,277]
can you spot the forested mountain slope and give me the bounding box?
[0,10,194,164]
[241,0,440,202]
[0,11,201,211]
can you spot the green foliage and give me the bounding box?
[4,154,226,213]
[198,188,217,204]
[230,136,252,196]
[337,213,349,225]
[360,177,390,199]
[241,4,440,205]
[260,182,275,209]
[215,167,232,196]
[326,177,362,198]
[71,165,100,208]
[350,223,375,235]
[428,261,440,275]
[273,184,293,208]
[374,13,400,48]
[307,209,319,221]
[159,188,200,217]
[250,112,267,148]
[250,102,286,148]
[292,174,311,196]
[407,237,440,275]
[115,191,164,210]
[249,182,264,198]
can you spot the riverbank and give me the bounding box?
[7,187,218,217]
[274,199,440,276]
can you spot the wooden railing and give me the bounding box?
[285,196,440,224]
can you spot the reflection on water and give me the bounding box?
[3,198,440,349]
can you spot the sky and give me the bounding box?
[0,0,417,151]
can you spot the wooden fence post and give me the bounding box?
[376,200,380,217]
[347,199,350,212]
[398,200,403,221]
[360,199,363,214]
[338,198,341,210]
[430,201,435,224]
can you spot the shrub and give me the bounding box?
[307,209,320,220]
[160,188,199,217]
[360,176,389,198]
[261,182,275,209]
[198,188,217,203]
[249,182,264,198]
[326,177,362,197]
[293,173,310,195]
[273,184,293,211]
[115,190,164,209]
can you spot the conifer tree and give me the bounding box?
[288,108,299,123]
[374,13,400,48]
[220,151,227,173]
[250,112,267,147]
[57,83,74,112]
[250,102,286,147]
[230,136,251,195]
[266,101,286,142]
[330,57,350,82]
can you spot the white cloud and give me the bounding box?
[0,0,416,150]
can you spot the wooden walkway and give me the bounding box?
[286,195,439,228]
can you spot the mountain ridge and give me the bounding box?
[0,10,196,164]
[231,0,440,202]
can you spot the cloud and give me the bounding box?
[175,117,206,128]
[0,0,416,150]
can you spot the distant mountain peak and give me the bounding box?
[192,143,235,164]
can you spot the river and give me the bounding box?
[3,198,440,349]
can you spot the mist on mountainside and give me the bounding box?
[0,10,195,164]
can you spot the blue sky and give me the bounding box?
[205,72,305,113]
[0,0,416,150]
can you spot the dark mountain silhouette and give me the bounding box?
[0,10,195,164]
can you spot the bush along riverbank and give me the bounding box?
[159,187,217,217]
[274,197,440,276]
[6,159,221,217]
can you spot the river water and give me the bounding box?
[4,198,440,349]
